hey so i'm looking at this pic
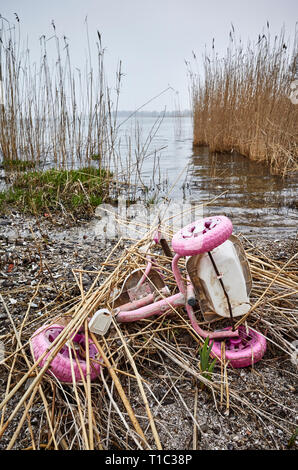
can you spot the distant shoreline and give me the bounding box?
[114,110,192,118]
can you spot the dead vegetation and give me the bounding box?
[189,25,298,177]
[0,215,297,450]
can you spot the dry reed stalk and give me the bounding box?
[89,332,149,448]
[84,320,94,449]
[111,319,163,450]
[6,384,40,450]
[26,413,36,450]
[99,366,144,450]
[70,340,104,449]
[36,385,59,450]
[192,386,198,450]
[67,343,90,450]
[220,341,225,407]
[45,408,63,450]
[224,361,230,415]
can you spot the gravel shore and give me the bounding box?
[0,211,297,450]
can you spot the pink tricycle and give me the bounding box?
[30,215,266,383]
[111,215,266,368]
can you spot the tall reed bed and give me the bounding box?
[0,17,120,170]
[189,25,298,176]
[0,16,166,206]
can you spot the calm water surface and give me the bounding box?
[118,116,298,238]
[1,116,296,238]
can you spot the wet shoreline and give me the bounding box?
[1,117,297,239]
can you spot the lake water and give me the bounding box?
[118,116,298,238]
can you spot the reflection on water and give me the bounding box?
[120,116,297,238]
[189,147,298,237]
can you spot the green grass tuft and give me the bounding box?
[0,167,111,216]
[3,159,37,171]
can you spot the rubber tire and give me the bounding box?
[210,326,267,368]
[171,216,233,256]
[30,323,101,383]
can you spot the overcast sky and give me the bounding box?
[0,0,297,111]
